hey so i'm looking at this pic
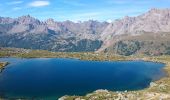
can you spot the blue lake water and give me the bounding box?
[0,58,166,99]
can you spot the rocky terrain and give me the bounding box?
[102,32,170,56]
[99,8,170,55]
[59,90,170,100]
[0,16,106,52]
[1,8,170,55]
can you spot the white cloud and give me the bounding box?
[28,1,50,7]
[7,1,23,5]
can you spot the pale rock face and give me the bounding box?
[132,8,170,33]
[17,15,40,25]
[0,17,16,24]
[99,8,170,51]
[101,8,170,40]
[30,25,49,34]
[8,24,30,34]
[45,18,65,33]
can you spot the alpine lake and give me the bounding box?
[0,58,166,99]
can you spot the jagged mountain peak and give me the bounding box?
[1,8,170,53]
[99,8,170,52]
[19,14,32,18]
[149,8,170,13]
[102,8,170,36]
[45,18,56,23]
[17,15,41,25]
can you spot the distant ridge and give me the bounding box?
[0,8,170,55]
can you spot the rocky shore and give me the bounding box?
[0,62,9,72]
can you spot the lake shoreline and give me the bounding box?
[0,49,170,99]
[0,62,9,72]
[58,56,170,100]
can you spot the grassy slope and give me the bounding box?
[104,32,170,56]
[0,48,127,61]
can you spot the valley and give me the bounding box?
[1,8,170,100]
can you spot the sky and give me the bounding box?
[0,0,170,22]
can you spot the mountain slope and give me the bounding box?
[0,16,107,52]
[99,8,170,54]
[0,8,170,55]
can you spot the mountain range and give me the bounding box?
[1,8,170,55]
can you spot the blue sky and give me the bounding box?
[0,0,170,22]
